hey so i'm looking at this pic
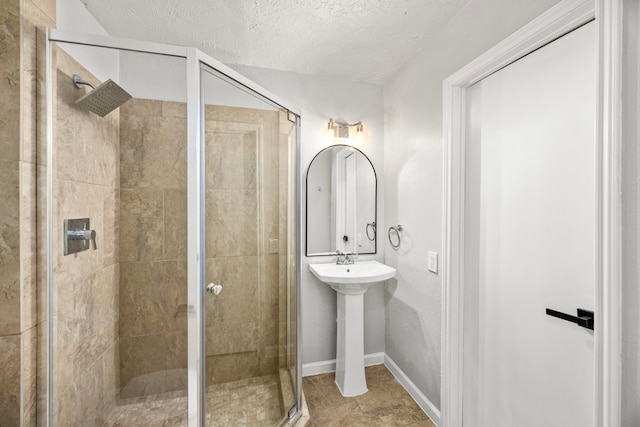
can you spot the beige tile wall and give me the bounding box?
[0,0,24,423]
[0,0,22,337]
[51,48,120,426]
[118,99,189,399]
[0,0,54,425]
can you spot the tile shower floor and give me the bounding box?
[103,374,283,427]
[302,365,436,427]
[103,365,433,426]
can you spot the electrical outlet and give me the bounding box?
[428,251,438,274]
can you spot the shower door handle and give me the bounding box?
[206,283,223,295]
[545,308,594,330]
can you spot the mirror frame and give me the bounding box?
[305,144,377,256]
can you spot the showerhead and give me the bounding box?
[72,74,132,117]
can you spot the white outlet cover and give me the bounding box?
[428,251,438,274]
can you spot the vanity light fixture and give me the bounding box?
[327,118,364,142]
[356,122,363,143]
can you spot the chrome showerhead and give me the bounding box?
[72,74,132,117]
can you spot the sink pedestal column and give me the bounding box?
[334,287,368,396]
[309,261,396,397]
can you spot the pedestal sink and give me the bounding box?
[309,260,396,396]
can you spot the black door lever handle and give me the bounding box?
[545,308,594,330]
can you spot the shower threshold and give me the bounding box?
[103,374,283,427]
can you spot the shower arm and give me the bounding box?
[72,74,96,90]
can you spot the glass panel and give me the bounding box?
[201,65,298,426]
[49,41,188,426]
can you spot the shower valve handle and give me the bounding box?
[89,229,97,250]
[67,229,97,250]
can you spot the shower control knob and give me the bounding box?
[206,283,223,295]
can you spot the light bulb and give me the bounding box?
[327,119,334,142]
[356,123,363,143]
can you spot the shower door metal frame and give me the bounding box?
[45,29,302,427]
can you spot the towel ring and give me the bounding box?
[388,225,403,249]
[366,222,376,241]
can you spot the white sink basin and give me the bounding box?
[308,260,396,397]
[309,260,396,293]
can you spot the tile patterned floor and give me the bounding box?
[103,374,284,427]
[102,365,429,426]
[302,365,436,427]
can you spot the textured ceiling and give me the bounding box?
[80,0,469,84]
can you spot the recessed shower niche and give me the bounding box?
[43,31,300,426]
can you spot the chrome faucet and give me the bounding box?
[335,250,355,265]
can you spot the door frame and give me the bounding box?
[334,148,358,253]
[440,0,623,426]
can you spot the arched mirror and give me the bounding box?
[306,144,377,256]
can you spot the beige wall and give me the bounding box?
[118,98,188,398]
[0,0,55,425]
[51,48,120,426]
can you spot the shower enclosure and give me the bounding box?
[41,30,300,426]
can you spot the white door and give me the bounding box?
[462,21,596,426]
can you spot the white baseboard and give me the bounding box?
[302,352,385,377]
[302,359,334,377]
[384,354,441,426]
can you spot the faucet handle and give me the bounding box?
[67,228,97,250]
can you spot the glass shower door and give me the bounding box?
[47,39,190,426]
[45,29,300,427]
[200,65,299,426]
